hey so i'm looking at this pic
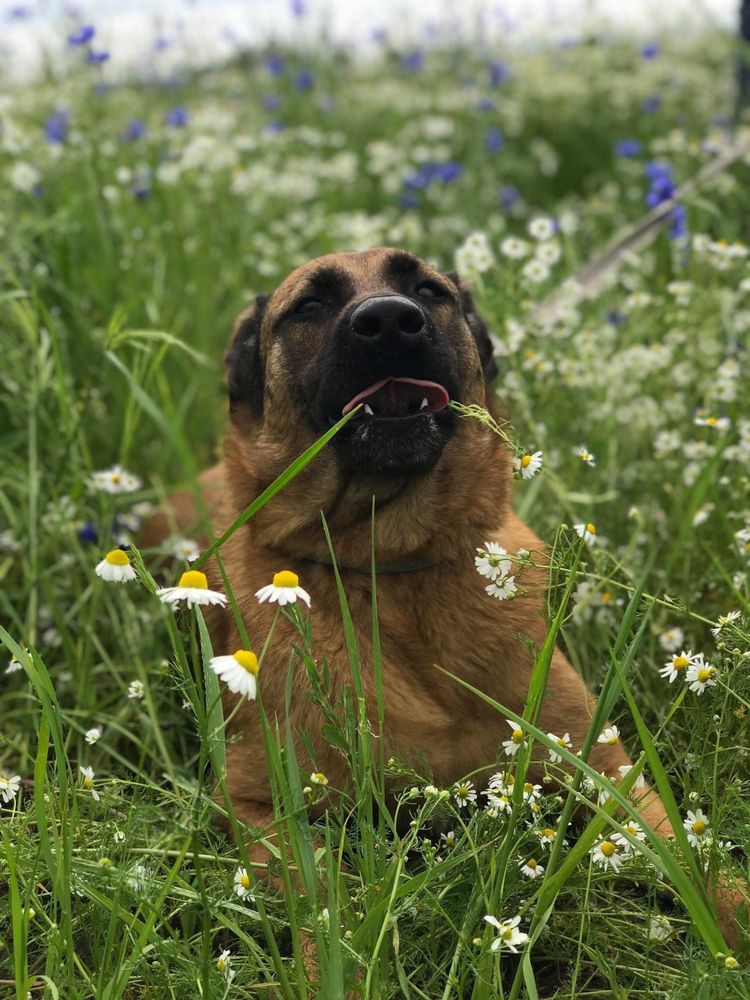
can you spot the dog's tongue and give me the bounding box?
[342,377,449,418]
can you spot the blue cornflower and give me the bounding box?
[68,25,95,45]
[399,192,420,210]
[165,106,189,127]
[291,0,306,14]
[122,118,147,142]
[614,138,642,157]
[642,95,661,113]
[488,60,510,87]
[640,41,661,59]
[8,6,32,19]
[293,69,314,90]
[606,310,626,327]
[371,27,388,44]
[485,127,504,153]
[265,53,285,75]
[153,35,170,51]
[645,160,686,239]
[476,98,496,113]
[87,50,109,64]
[263,94,282,111]
[264,120,284,134]
[404,160,463,190]
[401,50,424,73]
[44,110,69,144]
[499,185,520,210]
[77,523,99,545]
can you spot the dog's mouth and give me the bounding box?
[341,377,450,420]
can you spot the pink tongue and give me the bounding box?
[342,377,449,416]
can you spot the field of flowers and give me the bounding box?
[2,18,750,999]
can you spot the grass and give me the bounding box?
[2,22,750,999]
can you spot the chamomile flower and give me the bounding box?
[216,949,234,981]
[683,808,710,846]
[597,725,620,746]
[711,610,741,637]
[85,727,102,745]
[95,548,137,583]
[441,829,456,848]
[686,656,718,694]
[647,914,674,942]
[168,536,201,562]
[574,522,599,545]
[485,575,518,601]
[612,818,646,854]
[520,857,544,878]
[128,679,144,699]
[255,570,311,608]
[209,649,260,699]
[5,654,23,674]
[521,781,542,804]
[591,836,623,871]
[80,765,100,801]
[311,771,328,785]
[617,764,646,790]
[233,866,255,900]
[157,570,228,609]
[453,780,477,807]
[502,719,526,756]
[658,626,684,652]
[484,914,528,953]
[537,826,557,846]
[659,649,696,682]
[474,541,511,581]
[528,216,555,240]
[547,732,572,763]
[500,236,530,259]
[694,414,730,431]
[513,450,543,479]
[0,773,21,803]
[575,446,596,466]
[88,464,142,494]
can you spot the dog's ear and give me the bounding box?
[224,294,270,415]
[444,271,499,384]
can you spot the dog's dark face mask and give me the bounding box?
[226,248,497,477]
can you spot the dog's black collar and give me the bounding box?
[295,554,441,575]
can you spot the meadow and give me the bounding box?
[2,19,750,999]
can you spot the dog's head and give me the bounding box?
[226,248,498,478]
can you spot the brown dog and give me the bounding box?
[146,247,742,946]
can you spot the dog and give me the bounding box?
[144,246,743,948]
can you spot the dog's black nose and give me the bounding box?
[350,295,426,347]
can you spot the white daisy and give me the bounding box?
[157,570,228,609]
[520,857,544,879]
[310,772,328,786]
[502,719,526,757]
[168,536,201,562]
[474,541,511,581]
[612,818,646,854]
[233,866,255,901]
[575,446,596,466]
[694,414,730,431]
[5,655,23,675]
[617,764,646,790]
[574,522,599,546]
[647,914,674,942]
[513,450,543,479]
[80,765,100,801]
[528,216,555,241]
[128,679,145,699]
[441,830,456,848]
[547,732,572,763]
[686,656,718,694]
[521,781,542,803]
[658,626,684,652]
[453,780,477,807]
[0,774,21,803]
[711,610,741,637]
[683,808,710,847]
[85,727,102,745]
[216,949,233,981]
[500,237,531,260]
[591,836,623,872]
[537,826,557,846]
[597,725,620,746]
[88,464,142,495]
[255,570,311,608]
[210,649,260,699]
[659,649,696,683]
[484,914,528,953]
[485,575,518,601]
[95,548,137,583]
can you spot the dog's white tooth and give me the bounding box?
[364,404,374,416]
[420,397,429,410]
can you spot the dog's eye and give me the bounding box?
[415,280,446,299]
[292,297,325,316]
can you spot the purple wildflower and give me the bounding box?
[615,138,642,157]
[68,24,94,45]
[44,110,69,144]
[165,107,189,127]
[485,127,504,153]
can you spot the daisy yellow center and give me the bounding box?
[216,958,226,972]
[240,873,251,889]
[233,649,259,675]
[523,782,533,794]
[526,858,537,869]
[178,570,208,590]
[111,473,121,483]
[697,668,710,682]
[520,454,532,468]
[556,736,567,746]
[692,820,706,835]
[458,785,470,796]
[542,828,555,839]
[273,570,299,588]
[585,523,596,535]
[83,776,92,789]
[512,729,523,743]
[673,655,688,670]
[600,840,616,857]
[601,591,612,603]
[705,416,718,426]
[500,926,513,940]
[106,549,130,566]
[606,734,618,745]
